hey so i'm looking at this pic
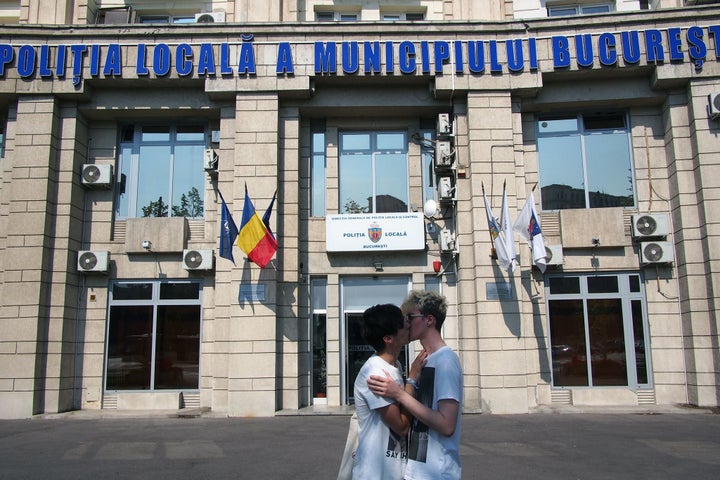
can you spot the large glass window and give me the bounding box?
[537,113,635,211]
[546,273,651,388]
[311,125,326,217]
[339,131,409,214]
[116,124,207,219]
[106,280,202,391]
[311,278,327,398]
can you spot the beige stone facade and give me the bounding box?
[0,0,718,419]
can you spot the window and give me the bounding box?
[315,11,359,22]
[138,14,195,24]
[0,121,5,158]
[105,280,202,391]
[339,131,409,214]
[381,12,425,21]
[311,278,327,398]
[546,273,650,388]
[547,3,612,16]
[116,124,207,219]
[537,113,634,210]
[311,122,326,217]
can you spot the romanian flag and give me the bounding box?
[238,186,278,268]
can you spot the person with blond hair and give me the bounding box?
[368,290,462,480]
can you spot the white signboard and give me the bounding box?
[326,213,425,252]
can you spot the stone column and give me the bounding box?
[225,92,279,416]
[465,90,529,414]
[0,96,63,418]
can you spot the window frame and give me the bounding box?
[547,3,612,16]
[536,112,636,211]
[115,123,208,219]
[545,272,652,389]
[104,279,203,393]
[338,130,410,214]
[315,11,360,22]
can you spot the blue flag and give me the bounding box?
[219,193,239,264]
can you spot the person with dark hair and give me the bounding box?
[352,303,421,480]
[368,290,463,480]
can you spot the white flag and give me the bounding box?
[513,191,547,273]
[500,184,518,273]
[483,187,513,272]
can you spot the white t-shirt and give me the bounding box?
[352,354,407,480]
[404,346,463,480]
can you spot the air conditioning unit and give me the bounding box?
[439,228,456,252]
[708,93,720,120]
[632,213,670,238]
[81,164,113,188]
[194,11,225,23]
[438,176,454,200]
[435,141,453,168]
[437,113,453,136]
[545,244,564,266]
[183,249,214,270]
[77,250,109,273]
[204,149,218,173]
[640,241,674,265]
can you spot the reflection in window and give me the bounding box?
[106,280,202,391]
[311,278,327,398]
[548,4,611,16]
[311,122,326,217]
[339,131,408,214]
[547,273,651,388]
[537,113,634,210]
[116,124,206,219]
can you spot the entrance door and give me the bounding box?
[341,276,411,404]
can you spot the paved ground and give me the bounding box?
[1,406,719,479]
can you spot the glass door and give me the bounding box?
[340,276,411,404]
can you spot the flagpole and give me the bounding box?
[482,182,497,259]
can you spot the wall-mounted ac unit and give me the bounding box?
[81,164,113,188]
[708,93,720,120]
[183,249,214,270]
[640,241,674,265]
[435,141,453,168]
[194,11,225,23]
[545,244,564,266]
[438,177,454,200]
[439,228,456,252]
[204,149,218,173]
[437,113,453,136]
[77,250,109,273]
[632,213,670,238]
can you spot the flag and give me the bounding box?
[218,192,239,264]
[483,183,513,272]
[513,190,546,273]
[500,183,518,273]
[238,185,278,268]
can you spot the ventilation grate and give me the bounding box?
[102,394,118,409]
[636,389,656,406]
[551,389,572,405]
[181,392,201,409]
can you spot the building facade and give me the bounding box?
[0,0,719,419]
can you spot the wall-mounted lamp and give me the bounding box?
[299,262,307,283]
[142,240,152,251]
[374,262,384,272]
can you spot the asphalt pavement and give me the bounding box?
[1,406,719,479]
